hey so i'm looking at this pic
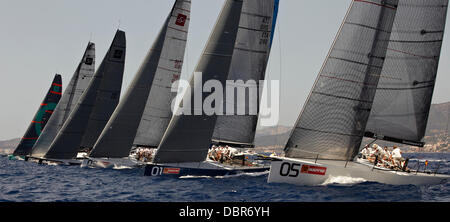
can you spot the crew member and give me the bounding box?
[391,146,403,168]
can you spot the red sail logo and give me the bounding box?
[301,165,327,176]
[171,74,180,83]
[176,14,187,27]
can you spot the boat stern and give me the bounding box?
[268,158,329,186]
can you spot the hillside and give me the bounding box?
[0,138,20,155]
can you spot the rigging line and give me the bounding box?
[277,7,283,151]
[445,104,450,144]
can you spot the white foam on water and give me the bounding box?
[180,171,269,179]
[113,165,133,170]
[180,175,212,179]
[215,171,269,179]
[241,171,269,177]
[321,176,367,186]
[46,162,59,166]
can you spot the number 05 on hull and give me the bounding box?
[268,158,449,186]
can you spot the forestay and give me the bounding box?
[13,74,62,156]
[365,0,449,147]
[285,0,399,161]
[153,0,244,164]
[89,0,191,158]
[212,0,279,147]
[44,30,126,160]
[31,43,95,158]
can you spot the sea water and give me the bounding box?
[0,153,449,202]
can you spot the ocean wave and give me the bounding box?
[1,155,449,202]
[112,165,133,170]
[214,171,269,179]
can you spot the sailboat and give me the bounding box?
[268,0,450,186]
[31,31,126,165]
[143,0,279,177]
[29,42,95,162]
[10,74,63,160]
[82,0,191,169]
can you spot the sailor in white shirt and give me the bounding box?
[360,145,371,159]
[391,146,403,168]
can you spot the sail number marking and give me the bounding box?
[279,162,327,177]
[280,162,301,177]
[149,166,181,176]
[151,166,164,176]
[259,17,270,46]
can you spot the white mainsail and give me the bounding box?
[31,43,95,158]
[133,0,192,148]
[89,0,191,158]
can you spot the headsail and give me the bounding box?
[13,74,62,156]
[284,0,399,161]
[364,0,449,147]
[89,0,191,158]
[44,30,126,159]
[31,43,95,158]
[212,0,279,147]
[153,0,244,164]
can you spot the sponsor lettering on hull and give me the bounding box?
[301,165,327,176]
[163,168,181,175]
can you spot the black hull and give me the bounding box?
[144,163,269,177]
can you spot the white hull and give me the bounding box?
[81,157,144,169]
[268,157,450,186]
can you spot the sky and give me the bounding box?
[1,0,450,140]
